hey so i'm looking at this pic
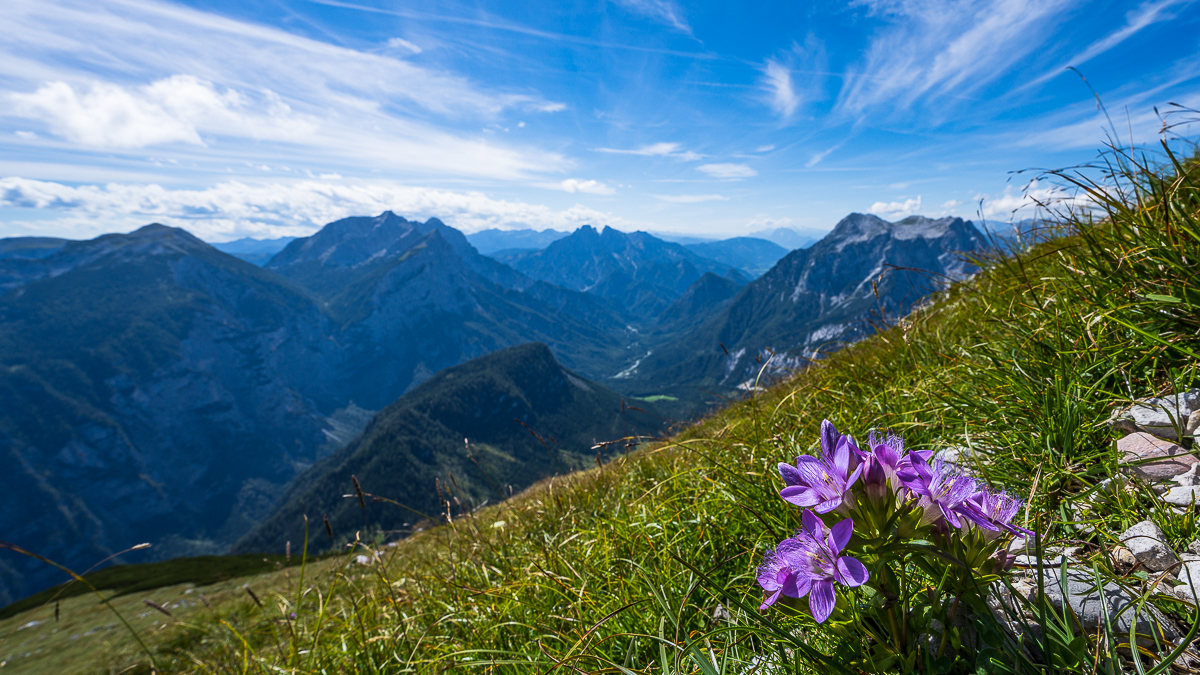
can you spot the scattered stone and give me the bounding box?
[1112,546,1137,569]
[1037,567,1182,642]
[1189,540,1200,556]
[1163,485,1200,507]
[1110,390,1200,442]
[1171,560,1200,603]
[1117,433,1197,482]
[1189,410,1200,439]
[1119,521,1179,572]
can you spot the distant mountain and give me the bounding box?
[494,226,748,319]
[0,225,350,604]
[0,237,71,290]
[748,227,818,250]
[623,214,985,399]
[653,272,743,335]
[211,237,296,266]
[466,228,569,255]
[234,343,662,555]
[685,237,788,277]
[266,212,631,400]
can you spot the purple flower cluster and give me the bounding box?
[758,420,1031,620]
[757,511,868,621]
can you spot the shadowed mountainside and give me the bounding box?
[235,342,662,555]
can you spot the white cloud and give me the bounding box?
[746,217,792,229]
[805,145,840,167]
[318,173,342,180]
[941,199,960,209]
[0,176,626,240]
[8,76,318,149]
[385,37,422,54]
[612,0,692,33]
[0,0,566,180]
[763,60,799,119]
[594,142,702,160]
[697,163,756,179]
[973,179,1094,219]
[838,0,1073,116]
[868,195,923,218]
[755,145,776,153]
[652,194,728,203]
[14,131,37,139]
[544,178,616,195]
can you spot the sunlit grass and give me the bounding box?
[11,140,1200,673]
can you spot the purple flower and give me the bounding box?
[779,420,863,514]
[860,430,925,502]
[902,455,977,528]
[956,486,1034,539]
[756,511,869,622]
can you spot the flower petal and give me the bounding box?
[829,518,854,553]
[778,462,805,486]
[759,588,782,610]
[808,579,836,623]
[780,486,820,508]
[820,420,840,457]
[801,509,824,537]
[834,556,869,587]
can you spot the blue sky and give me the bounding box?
[1,0,1198,242]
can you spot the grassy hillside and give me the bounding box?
[8,146,1200,673]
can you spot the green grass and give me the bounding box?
[0,553,313,621]
[15,142,1200,673]
[637,394,679,403]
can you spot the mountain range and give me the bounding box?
[0,210,985,604]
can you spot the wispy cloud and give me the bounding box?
[697,163,756,179]
[1027,0,1194,88]
[763,61,799,118]
[595,142,703,160]
[385,37,423,54]
[805,144,841,167]
[0,0,567,179]
[652,194,729,203]
[611,0,692,33]
[868,195,922,218]
[8,76,318,149]
[0,176,625,240]
[837,0,1073,116]
[760,34,827,121]
[539,178,616,195]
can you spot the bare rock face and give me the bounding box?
[1119,520,1179,572]
[1110,390,1200,441]
[1118,432,1197,481]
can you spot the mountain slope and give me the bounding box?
[234,343,662,555]
[495,225,747,318]
[625,214,985,397]
[210,237,296,266]
[0,225,348,604]
[684,237,788,277]
[466,228,569,255]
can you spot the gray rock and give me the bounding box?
[1118,433,1197,481]
[1189,540,1200,556]
[1188,410,1200,439]
[1036,567,1182,641]
[1111,390,1200,441]
[1164,485,1200,507]
[1172,561,1200,603]
[1120,521,1179,572]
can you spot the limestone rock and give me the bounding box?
[1189,410,1200,439]
[1112,546,1137,569]
[1164,485,1200,507]
[1110,390,1200,441]
[1118,432,1197,481]
[1037,567,1182,641]
[1119,521,1179,572]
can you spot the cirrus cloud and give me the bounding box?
[697,163,757,179]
